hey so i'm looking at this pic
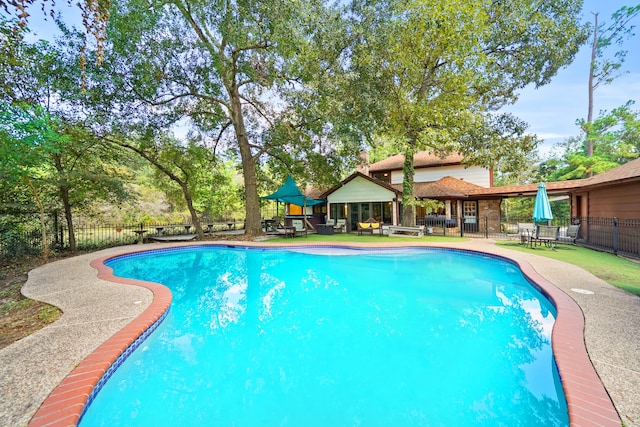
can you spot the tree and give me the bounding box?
[346,0,586,226]
[0,103,63,261]
[82,0,353,236]
[1,0,110,86]
[541,103,640,180]
[586,4,640,157]
[100,132,219,239]
[1,26,131,253]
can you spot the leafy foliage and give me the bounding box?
[541,103,640,181]
[345,0,586,225]
[585,4,640,156]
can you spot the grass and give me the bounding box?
[495,240,640,296]
[0,256,62,349]
[266,233,468,244]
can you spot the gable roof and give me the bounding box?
[319,171,401,199]
[582,157,640,187]
[369,152,465,172]
[320,157,640,202]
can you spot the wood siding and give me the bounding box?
[584,182,640,219]
[391,165,490,187]
[327,176,396,203]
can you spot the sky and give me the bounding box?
[12,0,640,159]
[503,0,640,157]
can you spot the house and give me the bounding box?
[319,151,493,231]
[568,157,640,219]
[464,157,640,222]
[319,151,640,236]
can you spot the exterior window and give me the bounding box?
[372,172,390,183]
[330,203,347,220]
[372,202,392,223]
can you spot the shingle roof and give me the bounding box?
[369,151,465,172]
[319,157,640,201]
[466,179,590,197]
[583,157,640,186]
[392,176,486,199]
[465,158,640,197]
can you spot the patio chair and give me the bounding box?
[292,219,307,237]
[530,225,560,250]
[334,218,347,233]
[272,216,283,229]
[559,224,581,244]
[517,222,536,245]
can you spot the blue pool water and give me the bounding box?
[80,247,568,426]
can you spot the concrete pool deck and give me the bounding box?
[0,239,638,426]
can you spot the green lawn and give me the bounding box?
[266,233,468,244]
[495,240,640,296]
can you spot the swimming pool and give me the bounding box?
[79,246,568,426]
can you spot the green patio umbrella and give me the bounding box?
[532,182,553,223]
[261,175,324,207]
[261,176,324,229]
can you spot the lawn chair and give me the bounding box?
[334,218,347,233]
[559,224,581,244]
[292,219,307,237]
[531,225,560,250]
[272,216,283,229]
[517,222,536,245]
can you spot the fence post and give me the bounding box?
[613,217,618,256]
[459,215,464,237]
[484,217,488,238]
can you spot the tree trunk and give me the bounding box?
[401,144,416,226]
[229,88,262,236]
[60,186,76,253]
[586,13,598,161]
[181,182,204,238]
[53,154,76,253]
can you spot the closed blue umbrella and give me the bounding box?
[532,182,553,223]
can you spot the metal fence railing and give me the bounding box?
[416,215,640,260]
[3,212,640,260]
[417,215,574,239]
[574,217,640,259]
[0,211,246,258]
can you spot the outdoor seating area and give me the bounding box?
[321,218,346,234]
[529,225,560,249]
[357,218,383,235]
[292,219,308,237]
[559,224,581,244]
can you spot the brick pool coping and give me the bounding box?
[28,242,621,427]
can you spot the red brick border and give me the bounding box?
[28,243,621,426]
[29,255,172,427]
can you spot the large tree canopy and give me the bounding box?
[346,0,587,225]
[81,0,356,235]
